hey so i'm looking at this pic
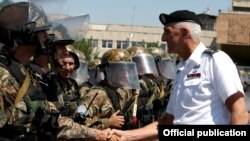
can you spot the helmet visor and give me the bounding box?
[29,0,70,31]
[132,53,159,77]
[71,60,89,85]
[49,14,90,43]
[88,68,104,85]
[157,58,176,80]
[106,62,140,89]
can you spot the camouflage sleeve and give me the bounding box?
[0,67,19,128]
[57,115,98,139]
[84,116,110,129]
[82,89,114,129]
[79,83,91,98]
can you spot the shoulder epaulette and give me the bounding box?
[203,48,218,56]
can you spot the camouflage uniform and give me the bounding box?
[78,59,104,97]
[127,46,166,126]
[81,49,139,130]
[53,78,81,117]
[0,1,55,140]
[28,63,99,140]
[79,82,93,97]
[137,75,165,123]
[0,1,101,141]
[82,81,132,129]
[147,47,176,121]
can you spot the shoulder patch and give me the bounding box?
[203,48,218,56]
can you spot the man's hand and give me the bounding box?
[96,128,111,141]
[108,110,125,128]
[108,129,128,141]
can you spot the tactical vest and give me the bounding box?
[57,78,81,117]
[0,55,58,141]
[93,81,135,129]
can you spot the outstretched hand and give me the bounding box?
[107,129,128,141]
[96,128,111,141]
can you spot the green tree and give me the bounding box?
[73,39,99,61]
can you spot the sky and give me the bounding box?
[11,0,232,27]
[66,0,232,27]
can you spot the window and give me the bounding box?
[102,40,112,48]
[146,42,158,48]
[131,41,143,47]
[117,40,129,49]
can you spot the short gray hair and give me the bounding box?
[174,22,201,41]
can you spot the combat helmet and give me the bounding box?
[66,45,86,60]
[147,47,176,80]
[147,47,165,57]
[101,48,132,64]
[88,59,104,85]
[101,49,140,89]
[66,45,89,85]
[127,46,159,78]
[69,50,89,85]
[127,46,147,57]
[0,0,50,49]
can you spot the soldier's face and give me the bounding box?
[56,44,69,66]
[57,55,75,79]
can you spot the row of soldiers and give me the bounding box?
[0,0,176,141]
[73,46,176,131]
[0,0,110,140]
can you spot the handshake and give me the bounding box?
[95,121,158,141]
[96,128,130,141]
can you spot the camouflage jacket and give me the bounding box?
[52,78,81,118]
[82,81,132,129]
[28,63,99,140]
[79,82,93,98]
[138,76,165,106]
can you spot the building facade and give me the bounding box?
[84,23,217,57]
[216,0,250,66]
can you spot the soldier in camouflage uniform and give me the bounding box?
[0,1,58,140]
[81,49,140,130]
[52,51,81,118]
[69,47,92,97]
[72,58,104,100]
[127,46,164,126]
[0,1,110,140]
[147,47,176,121]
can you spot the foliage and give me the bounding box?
[73,39,100,61]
